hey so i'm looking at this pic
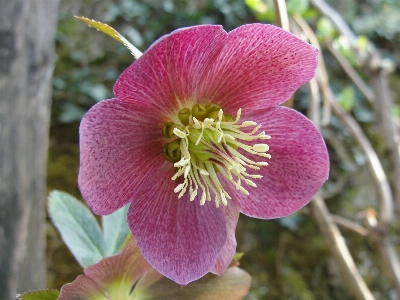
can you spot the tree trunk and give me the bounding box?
[0,0,59,298]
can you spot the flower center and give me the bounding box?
[162,104,270,208]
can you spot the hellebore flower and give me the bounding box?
[58,239,252,300]
[78,24,329,285]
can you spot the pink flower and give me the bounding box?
[78,24,329,285]
[59,239,252,300]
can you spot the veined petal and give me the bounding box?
[58,275,105,300]
[128,164,227,285]
[198,24,318,113]
[225,106,329,219]
[59,240,152,300]
[114,25,227,115]
[78,99,166,215]
[133,267,252,300]
[211,204,239,275]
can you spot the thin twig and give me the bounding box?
[295,13,374,299]
[311,195,375,300]
[292,14,331,126]
[368,71,400,213]
[307,77,321,129]
[308,1,400,296]
[331,215,369,236]
[326,42,375,103]
[273,0,290,31]
[328,98,393,224]
[274,0,294,108]
[361,210,400,296]
[309,0,357,47]
[297,14,394,225]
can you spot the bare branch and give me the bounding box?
[273,0,290,31]
[311,195,375,300]
[309,0,357,47]
[296,12,394,225]
[331,215,369,236]
[326,42,375,103]
[368,71,400,212]
[328,88,393,224]
[273,0,294,108]
[292,14,331,126]
[361,210,400,295]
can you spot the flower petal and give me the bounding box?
[78,98,166,215]
[225,106,329,218]
[133,267,252,300]
[58,275,104,300]
[198,24,318,113]
[127,164,227,285]
[114,25,227,114]
[211,204,239,275]
[59,240,152,300]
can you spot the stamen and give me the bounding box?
[163,105,270,207]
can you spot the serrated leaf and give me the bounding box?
[16,289,59,300]
[102,204,130,256]
[48,190,105,267]
[75,16,143,59]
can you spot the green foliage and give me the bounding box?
[102,204,130,256]
[245,0,309,21]
[353,0,400,39]
[48,191,105,267]
[16,290,60,300]
[337,85,355,111]
[48,190,130,267]
[286,0,309,15]
[245,0,273,21]
[316,17,336,41]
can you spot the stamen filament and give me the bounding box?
[164,106,270,207]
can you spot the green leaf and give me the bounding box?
[245,0,274,21]
[102,204,130,256]
[338,86,355,111]
[16,290,59,300]
[48,190,105,267]
[287,0,309,15]
[317,17,336,40]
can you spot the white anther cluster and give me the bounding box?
[171,108,270,208]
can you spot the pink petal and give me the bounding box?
[58,275,103,300]
[84,240,151,287]
[225,106,329,218]
[114,25,227,114]
[211,204,239,275]
[127,163,228,285]
[59,240,152,300]
[78,98,166,215]
[197,24,318,113]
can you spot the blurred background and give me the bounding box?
[45,0,400,299]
